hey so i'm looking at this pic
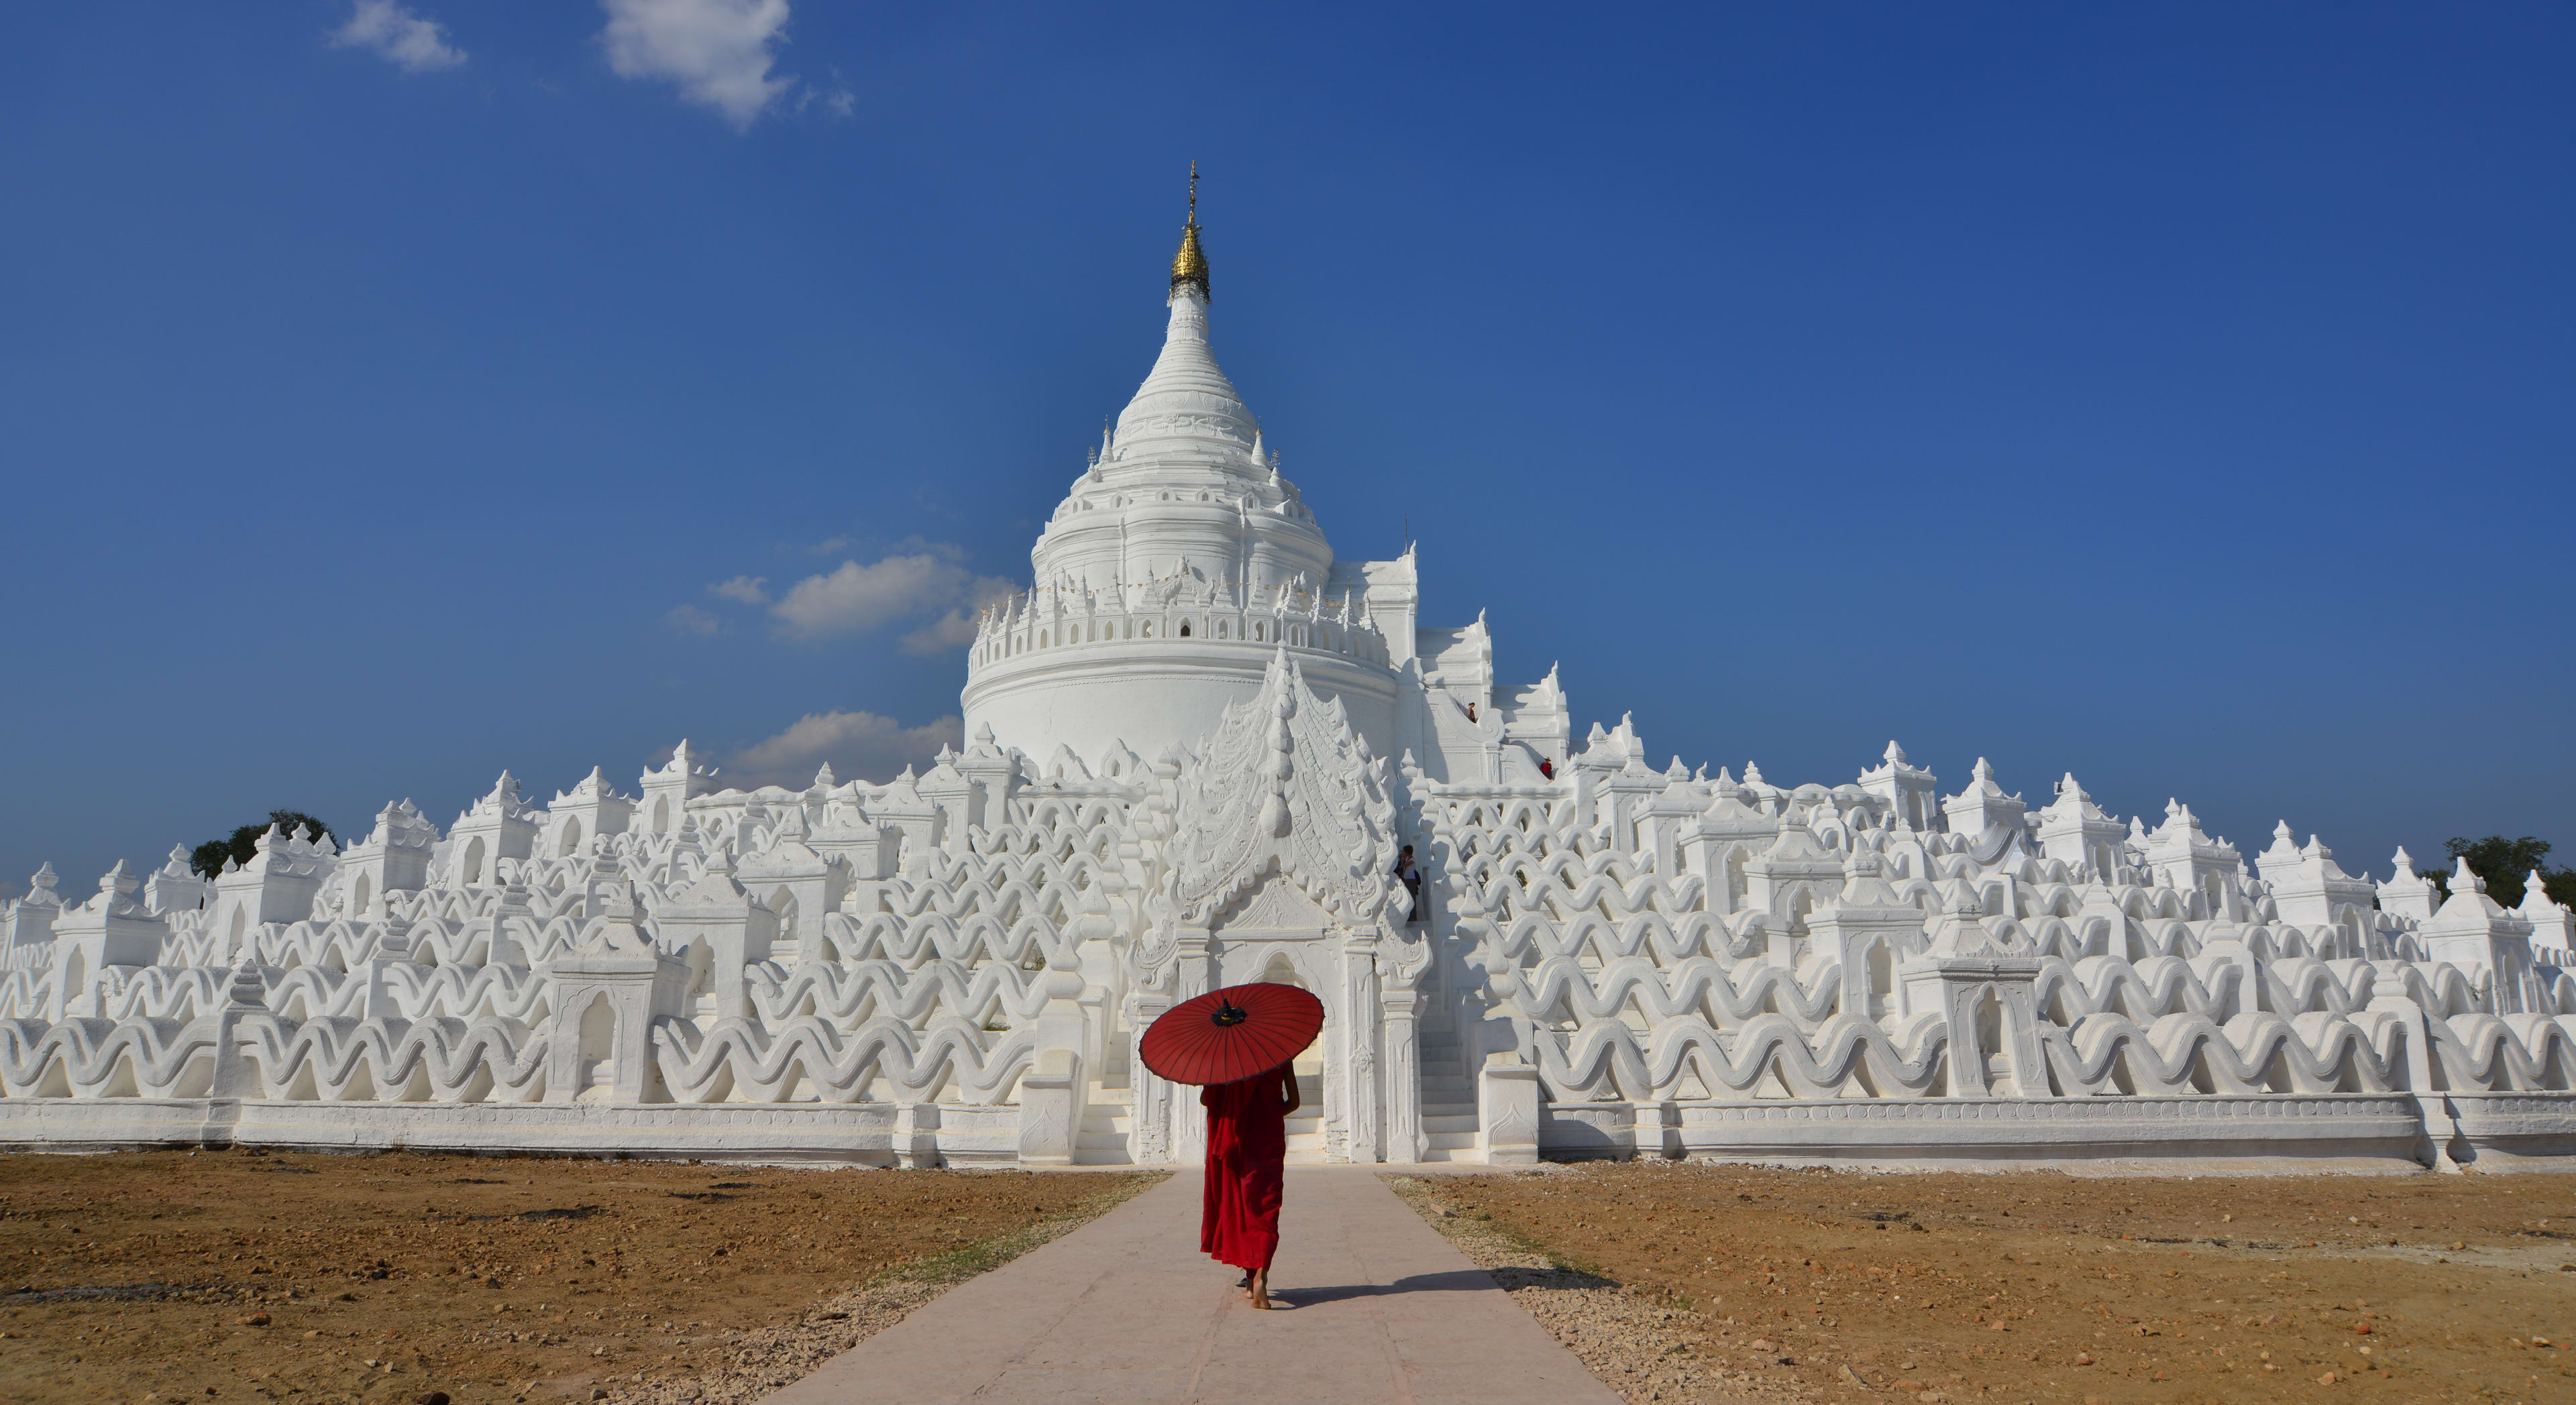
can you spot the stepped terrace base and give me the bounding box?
[1548,1092,2510,1172]
[0,1097,1021,1166]
[5,1090,2568,1172]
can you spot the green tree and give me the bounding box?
[189,810,335,881]
[2422,835,2576,908]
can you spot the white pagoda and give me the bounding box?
[3,192,2571,1172]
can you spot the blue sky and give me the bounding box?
[3,2,2569,895]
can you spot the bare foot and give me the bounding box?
[1248,1268,1271,1309]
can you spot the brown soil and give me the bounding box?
[0,1149,1161,1405]
[1395,1162,2576,1405]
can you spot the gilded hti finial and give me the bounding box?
[1169,160,1210,301]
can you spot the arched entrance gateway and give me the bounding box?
[1202,875,1360,1161]
[1124,653,1429,1164]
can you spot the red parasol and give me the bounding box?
[1139,982,1325,1086]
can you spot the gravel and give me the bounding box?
[1387,1174,1821,1404]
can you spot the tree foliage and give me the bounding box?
[189,810,335,881]
[2424,834,2576,909]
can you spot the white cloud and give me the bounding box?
[330,0,467,72]
[664,604,724,636]
[685,543,1016,647]
[770,555,957,636]
[600,0,794,130]
[767,553,1014,641]
[890,535,966,560]
[900,609,981,656]
[900,575,1017,655]
[731,710,962,789]
[795,81,855,119]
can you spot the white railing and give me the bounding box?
[970,580,1388,674]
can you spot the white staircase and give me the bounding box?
[1285,1072,1328,1162]
[1415,1028,1481,1162]
[1064,1034,1490,1166]
[1073,1082,1134,1165]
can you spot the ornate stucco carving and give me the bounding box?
[1164,649,1400,932]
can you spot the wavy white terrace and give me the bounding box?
[3,208,2571,1171]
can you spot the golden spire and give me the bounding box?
[1169,160,1210,301]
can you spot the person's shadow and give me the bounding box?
[1268,1266,1615,1308]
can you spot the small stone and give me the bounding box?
[2317,1370,2338,1384]
[2073,1352,2094,1365]
[237,1312,270,1327]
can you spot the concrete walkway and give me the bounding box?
[763,1167,1621,1404]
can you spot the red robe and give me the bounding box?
[1200,1064,1296,1272]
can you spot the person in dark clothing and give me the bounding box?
[1393,844,1423,923]
[1201,1062,1298,1309]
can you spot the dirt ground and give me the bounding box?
[1395,1162,2576,1405]
[0,1149,1160,1405]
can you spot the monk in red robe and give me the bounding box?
[1200,1061,1299,1308]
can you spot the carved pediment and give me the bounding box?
[738,838,828,882]
[1214,869,1336,933]
[1165,649,1400,928]
[664,853,765,916]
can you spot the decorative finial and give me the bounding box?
[1170,161,1210,302]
